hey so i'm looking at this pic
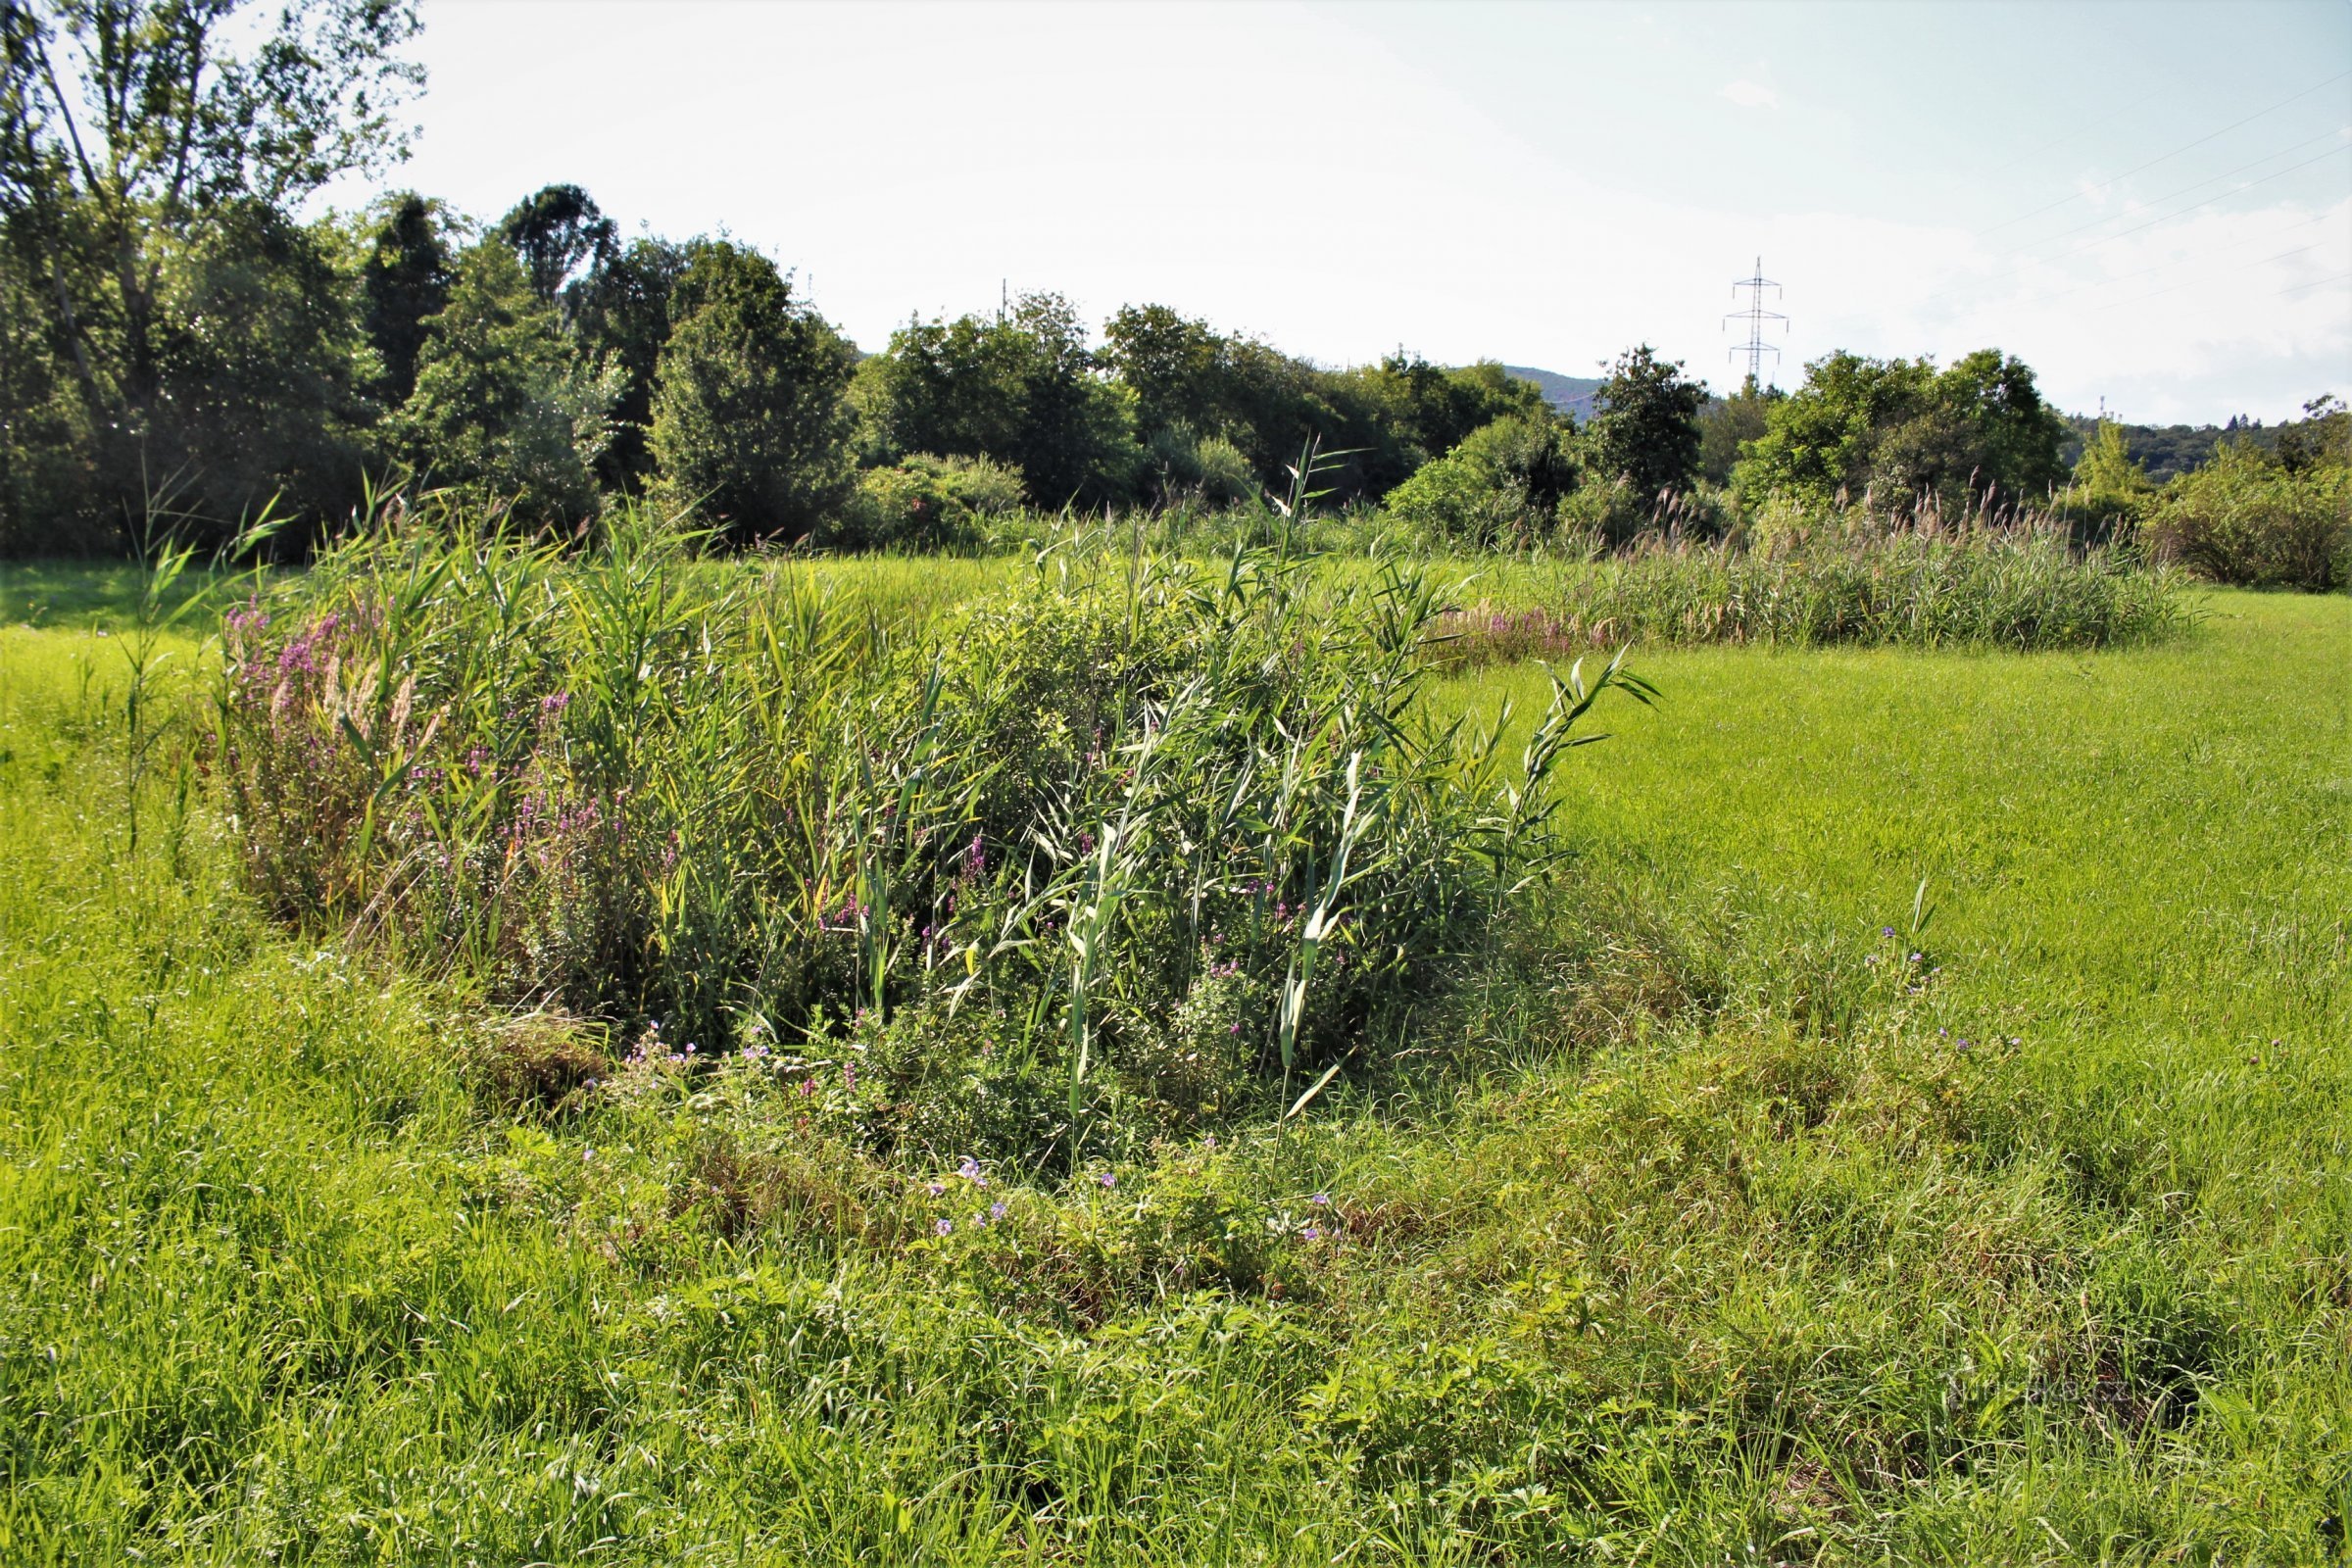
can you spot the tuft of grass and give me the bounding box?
[212,505,1649,1157]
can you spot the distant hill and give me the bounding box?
[1502,366,1605,422]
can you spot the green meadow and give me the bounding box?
[0,563,2344,1564]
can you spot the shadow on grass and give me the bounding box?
[0,560,260,632]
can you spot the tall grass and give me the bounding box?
[1435,521,2187,662]
[216,503,1649,1162]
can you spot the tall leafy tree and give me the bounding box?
[650,240,855,541]
[857,291,1138,509]
[1739,349,2068,515]
[1002,291,1138,508]
[568,232,691,492]
[1587,345,1707,500]
[154,198,373,537]
[0,0,422,539]
[358,190,453,408]
[393,238,607,528]
[497,182,614,312]
[1697,374,1777,486]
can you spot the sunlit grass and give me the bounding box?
[0,567,2342,1563]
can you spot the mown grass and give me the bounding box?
[0,573,2343,1563]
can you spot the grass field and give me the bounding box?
[0,565,2345,1564]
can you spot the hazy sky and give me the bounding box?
[330,0,2352,423]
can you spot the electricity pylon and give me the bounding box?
[1725,258,1788,385]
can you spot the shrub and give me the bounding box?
[2140,444,2349,592]
[1384,415,1578,548]
[834,453,1026,551]
[1144,426,1258,508]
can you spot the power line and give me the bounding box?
[1723,258,1787,383]
[1999,124,2350,259]
[1980,66,2351,236]
[2278,269,2352,297]
[2086,242,2332,315]
[1951,140,2352,302]
[2003,208,2341,310]
[1985,80,2179,175]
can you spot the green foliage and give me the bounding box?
[2052,417,2153,544]
[647,240,855,543]
[0,0,424,538]
[1138,424,1258,508]
[566,234,691,493]
[357,191,455,409]
[393,238,611,528]
[1585,344,1706,501]
[1384,415,1579,548]
[2142,439,2350,591]
[836,452,1026,551]
[214,514,1645,1150]
[148,200,376,539]
[1696,374,1777,486]
[1739,348,2069,518]
[0,220,101,555]
[858,292,1141,510]
[497,182,615,308]
[1099,307,1542,507]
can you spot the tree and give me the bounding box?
[1383,413,1579,548]
[1587,345,1706,500]
[649,239,855,542]
[567,233,691,492]
[392,238,607,528]
[358,191,453,408]
[152,198,373,538]
[0,0,423,537]
[856,291,1138,510]
[1002,291,1138,508]
[498,182,614,312]
[1738,349,2068,517]
[1696,374,1776,486]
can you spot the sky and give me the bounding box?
[327,0,2352,424]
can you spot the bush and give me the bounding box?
[1144,426,1258,508]
[2141,445,2349,592]
[833,453,1026,551]
[1383,415,1578,548]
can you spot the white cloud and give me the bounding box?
[1719,79,1779,110]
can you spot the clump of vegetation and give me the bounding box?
[1384,415,1579,548]
[1435,520,2186,661]
[2140,399,2350,592]
[1735,349,2071,519]
[217,502,1648,1160]
[834,453,1027,551]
